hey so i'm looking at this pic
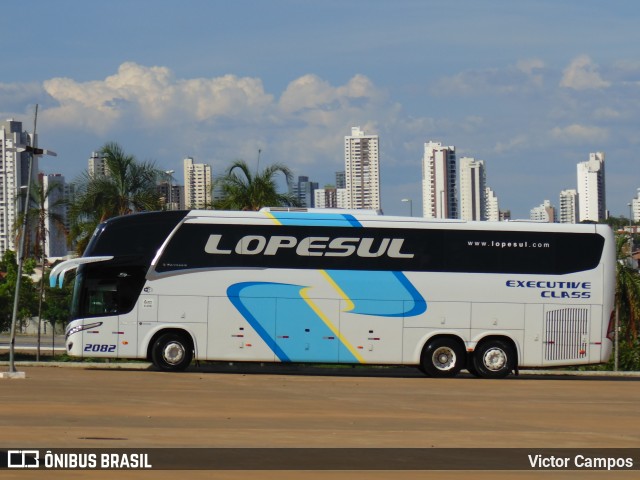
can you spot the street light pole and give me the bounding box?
[401,198,413,217]
[2,105,56,378]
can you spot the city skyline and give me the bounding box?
[2,1,640,218]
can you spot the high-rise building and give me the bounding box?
[335,171,346,189]
[88,151,108,178]
[1,119,38,257]
[577,152,606,222]
[157,181,183,211]
[485,187,500,222]
[344,127,380,210]
[40,173,68,258]
[183,157,212,209]
[421,141,457,219]
[291,176,318,208]
[631,189,640,223]
[559,189,579,224]
[459,157,486,221]
[530,200,556,223]
[314,185,347,209]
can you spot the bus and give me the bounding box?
[50,209,615,378]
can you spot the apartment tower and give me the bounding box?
[577,152,606,222]
[559,189,579,224]
[344,127,380,210]
[485,187,500,222]
[459,157,486,221]
[422,141,457,219]
[0,119,38,257]
[40,173,68,257]
[183,157,212,209]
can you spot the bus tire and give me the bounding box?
[420,338,465,378]
[472,339,515,379]
[152,332,193,372]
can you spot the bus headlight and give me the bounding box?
[65,321,103,340]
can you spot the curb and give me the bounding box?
[0,361,639,377]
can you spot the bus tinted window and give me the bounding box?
[85,211,188,262]
[155,224,605,275]
[75,264,148,318]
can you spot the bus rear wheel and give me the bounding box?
[472,339,515,379]
[420,338,465,378]
[152,332,193,372]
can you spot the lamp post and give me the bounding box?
[2,105,56,378]
[401,198,413,217]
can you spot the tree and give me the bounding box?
[213,160,300,211]
[69,142,163,253]
[614,233,640,348]
[605,216,630,231]
[0,250,38,333]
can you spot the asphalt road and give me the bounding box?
[0,364,639,479]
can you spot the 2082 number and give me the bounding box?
[83,344,116,353]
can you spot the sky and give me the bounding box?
[2,0,640,217]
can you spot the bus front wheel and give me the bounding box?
[472,339,515,379]
[420,338,465,378]
[152,332,193,372]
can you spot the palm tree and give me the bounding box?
[613,233,640,369]
[69,142,163,253]
[213,160,300,211]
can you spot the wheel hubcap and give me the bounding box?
[483,347,507,371]
[432,346,456,371]
[163,341,185,365]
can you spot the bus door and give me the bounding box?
[136,293,158,358]
[117,310,138,358]
[82,264,147,359]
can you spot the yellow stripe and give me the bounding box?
[263,211,282,225]
[300,287,365,364]
[320,270,354,312]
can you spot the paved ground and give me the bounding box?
[1,363,639,479]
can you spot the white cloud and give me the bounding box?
[41,63,275,132]
[0,82,49,117]
[20,63,406,181]
[38,62,392,142]
[431,59,546,96]
[493,135,528,154]
[559,55,610,90]
[516,58,545,87]
[550,123,609,143]
[593,107,623,121]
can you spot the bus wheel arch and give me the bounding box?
[471,336,518,379]
[419,335,466,378]
[148,329,195,372]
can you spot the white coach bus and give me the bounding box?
[51,209,615,378]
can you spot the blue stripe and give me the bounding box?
[227,281,359,363]
[325,270,427,317]
[227,282,290,361]
[269,212,362,228]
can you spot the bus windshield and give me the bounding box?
[71,263,147,319]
